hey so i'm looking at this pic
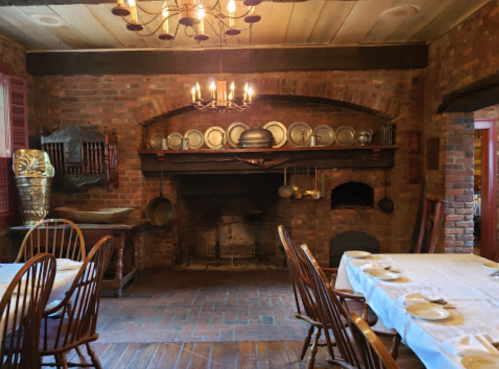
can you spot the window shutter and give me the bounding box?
[7,76,28,152]
[0,74,27,226]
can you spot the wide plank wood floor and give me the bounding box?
[41,340,425,369]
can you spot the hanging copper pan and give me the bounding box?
[145,170,174,226]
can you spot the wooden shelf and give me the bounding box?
[139,145,397,156]
[139,145,397,174]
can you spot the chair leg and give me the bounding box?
[75,346,88,365]
[300,325,314,361]
[306,326,321,369]
[389,334,401,361]
[59,353,69,369]
[86,343,103,369]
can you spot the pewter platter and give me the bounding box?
[336,126,356,146]
[312,125,335,147]
[149,134,164,150]
[205,126,227,149]
[263,121,287,148]
[288,122,312,147]
[167,132,183,150]
[184,129,204,149]
[227,122,250,149]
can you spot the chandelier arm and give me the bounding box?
[205,7,252,21]
[205,15,254,35]
[204,17,235,40]
[185,25,196,38]
[136,3,179,15]
[120,11,169,27]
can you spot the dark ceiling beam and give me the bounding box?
[26,45,428,76]
[0,0,112,5]
[0,0,360,5]
[438,72,499,113]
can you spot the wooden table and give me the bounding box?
[11,220,145,298]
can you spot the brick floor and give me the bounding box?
[97,270,308,343]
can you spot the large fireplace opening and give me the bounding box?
[331,181,375,209]
[176,173,288,269]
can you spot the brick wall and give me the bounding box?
[32,69,423,268]
[424,1,499,253]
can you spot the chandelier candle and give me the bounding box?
[112,0,261,44]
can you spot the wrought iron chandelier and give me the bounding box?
[112,0,262,44]
[189,38,254,112]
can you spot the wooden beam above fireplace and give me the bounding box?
[26,46,428,76]
[139,146,397,174]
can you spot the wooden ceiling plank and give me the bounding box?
[249,1,294,46]
[19,5,92,48]
[386,0,456,43]
[331,0,396,46]
[87,4,148,48]
[411,0,489,42]
[307,2,354,45]
[0,14,41,49]
[362,0,426,44]
[49,4,122,48]
[0,6,71,49]
[284,1,325,45]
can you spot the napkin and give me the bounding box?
[443,335,499,357]
[56,258,83,271]
[359,263,382,271]
[398,292,430,306]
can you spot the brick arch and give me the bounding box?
[133,78,402,126]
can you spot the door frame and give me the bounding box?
[475,119,497,260]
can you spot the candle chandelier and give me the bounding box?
[112,0,262,44]
[190,41,254,112]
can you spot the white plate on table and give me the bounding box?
[461,355,499,369]
[366,270,399,281]
[344,251,371,258]
[406,303,450,321]
[483,262,499,272]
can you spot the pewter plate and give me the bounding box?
[205,126,227,149]
[184,129,204,150]
[227,122,250,149]
[263,121,287,148]
[312,125,335,147]
[149,134,164,150]
[167,132,183,150]
[288,122,312,147]
[336,126,356,146]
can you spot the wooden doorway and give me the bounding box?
[474,119,497,260]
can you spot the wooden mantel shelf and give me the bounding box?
[139,145,397,174]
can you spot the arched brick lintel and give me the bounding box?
[133,81,402,126]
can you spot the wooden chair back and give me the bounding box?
[347,313,399,369]
[15,219,86,263]
[413,199,446,254]
[0,253,56,368]
[41,235,113,352]
[278,225,320,321]
[301,244,361,368]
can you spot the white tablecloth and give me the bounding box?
[336,253,499,369]
[0,262,79,345]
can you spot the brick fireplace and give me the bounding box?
[26,67,425,270]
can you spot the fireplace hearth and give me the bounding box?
[175,173,287,268]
